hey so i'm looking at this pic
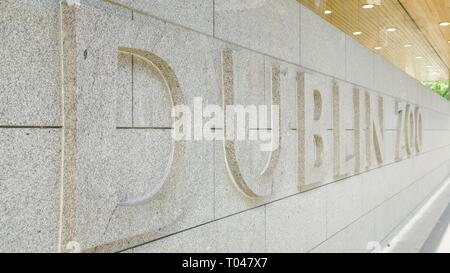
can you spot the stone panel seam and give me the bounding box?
[0,126,62,129]
[213,140,216,220]
[131,54,134,126]
[102,0,301,65]
[121,146,450,253]
[50,0,450,253]
[308,159,450,252]
[97,0,449,104]
[378,174,450,248]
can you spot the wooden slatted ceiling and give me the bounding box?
[298,0,449,82]
[400,0,450,78]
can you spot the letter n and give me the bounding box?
[364,91,384,169]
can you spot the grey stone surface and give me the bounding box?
[277,62,299,131]
[418,83,433,110]
[133,206,266,252]
[0,129,61,252]
[81,0,134,17]
[383,130,397,164]
[326,175,363,237]
[383,95,399,130]
[222,48,266,110]
[214,138,270,219]
[115,52,133,127]
[406,76,420,105]
[266,187,327,252]
[375,168,448,251]
[358,166,388,213]
[132,52,172,127]
[391,66,408,100]
[314,159,450,253]
[0,0,61,126]
[59,3,217,252]
[312,208,376,253]
[345,35,374,89]
[112,0,213,35]
[214,0,300,63]
[271,129,299,199]
[300,4,346,79]
[1,0,449,254]
[373,54,394,95]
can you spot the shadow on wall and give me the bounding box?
[422,81,450,100]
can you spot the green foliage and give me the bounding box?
[422,81,449,100]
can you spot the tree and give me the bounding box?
[422,81,449,100]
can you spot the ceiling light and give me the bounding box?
[416,56,424,59]
[374,46,382,50]
[404,44,412,48]
[324,10,332,14]
[386,27,398,32]
[353,31,363,35]
[439,22,450,26]
[425,65,432,68]
[362,4,375,9]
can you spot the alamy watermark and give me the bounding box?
[171,97,279,152]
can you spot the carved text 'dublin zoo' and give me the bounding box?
[114,48,425,201]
